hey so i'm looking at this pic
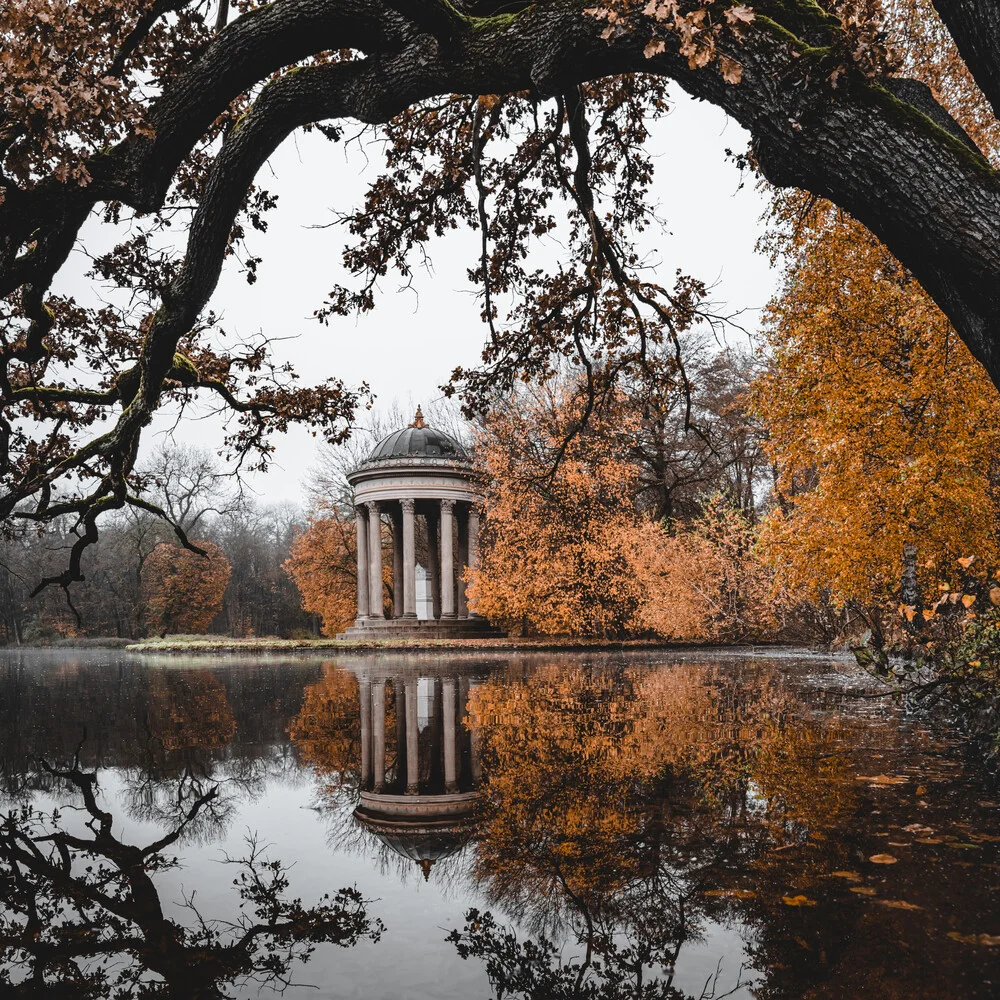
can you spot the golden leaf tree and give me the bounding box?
[468,388,649,638]
[751,207,1000,605]
[143,540,231,636]
[283,505,361,637]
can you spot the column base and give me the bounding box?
[337,617,505,640]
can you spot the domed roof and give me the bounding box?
[366,407,469,463]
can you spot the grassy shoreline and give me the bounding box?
[122,635,704,653]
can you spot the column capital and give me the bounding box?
[440,498,456,512]
[365,500,382,515]
[400,497,415,513]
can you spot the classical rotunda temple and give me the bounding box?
[337,408,503,639]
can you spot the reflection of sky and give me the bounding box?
[5,650,1000,999]
[17,763,759,999]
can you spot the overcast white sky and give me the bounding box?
[59,89,779,508]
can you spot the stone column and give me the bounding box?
[467,505,481,618]
[440,499,455,619]
[457,509,469,619]
[395,678,406,794]
[401,498,417,618]
[360,676,372,789]
[405,679,419,794]
[458,674,471,783]
[391,506,403,619]
[469,685,483,786]
[366,502,383,619]
[372,681,385,792]
[355,507,369,621]
[427,511,441,620]
[442,678,458,792]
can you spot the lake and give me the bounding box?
[1,648,998,998]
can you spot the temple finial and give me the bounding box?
[419,858,434,881]
[410,405,426,429]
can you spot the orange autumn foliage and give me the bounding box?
[470,388,787,639]
[751,208,1000,605]
[637,495,787,641]
[468,391,648,637]
[283,506,359,637]
[143,540,230,635]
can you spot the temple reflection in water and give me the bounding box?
[351,660,486,881]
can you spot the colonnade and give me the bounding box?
[354,499,481,622]
[358,674,481,796]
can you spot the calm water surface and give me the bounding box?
[1,649,998,998]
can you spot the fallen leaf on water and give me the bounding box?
[916,786,929,796]
[947,932,1000,946]
[915,837,943,845]
[903,823,934,835]
[857,775,908,785]
[829,871,861,879]
[782,895,817,907]
[946,842,980,850]
[978,801,998,808]
[850,887,878,895]
[703,888,756,899]
[971,834,1000,842]
[888,842,910,847]
[878,899,923,911]
[869,854,898,864]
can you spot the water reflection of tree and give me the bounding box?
[0,759,382,998]
[451,661,857,999]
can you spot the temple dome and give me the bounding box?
[366,406,469,463]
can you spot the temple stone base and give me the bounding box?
[337,617,505,640]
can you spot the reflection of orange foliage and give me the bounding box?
[468,661,855,918]
[144,541,231,635]
[288,666,361,789]
[146,670,236,753]
[467,664,722,909]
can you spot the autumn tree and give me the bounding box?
[469,384,650,637]
[284,502,394,635]
[751,206,1000,607]
[143,539,232,635]
[7,0,1000,593]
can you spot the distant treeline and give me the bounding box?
[0,445,317,643]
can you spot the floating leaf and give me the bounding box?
[948,932,1000,946]
[879,899,923,910]
[782,894,817,907]
[958,556,976,569]
[850,887,878,895]
[915,837,943,845]
[703,888,755,899]
[829,871,861,880]
[858,775,908,785]
[869,854,898,864]
[916,785,929,796]
[903,824,934,835]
